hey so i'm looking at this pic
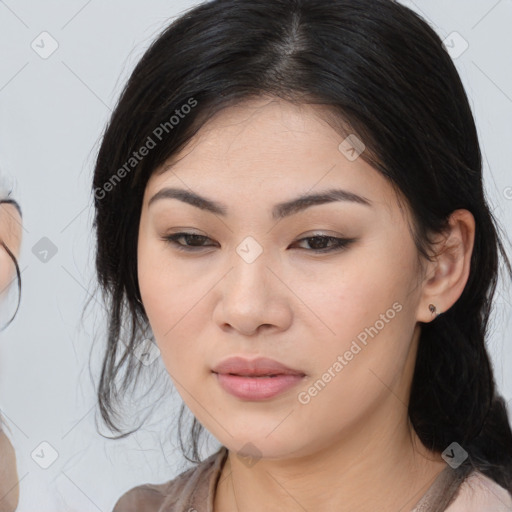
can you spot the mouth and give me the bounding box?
[227,373,278,377]
[211,356,305,376]
[212,370,305,400]
[215,372,297,377]
[211,356,306,400]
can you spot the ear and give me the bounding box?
[416,209,475,323]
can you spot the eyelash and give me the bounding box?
[163,232,355,254]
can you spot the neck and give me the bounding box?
[214,400,446,512]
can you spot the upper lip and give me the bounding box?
[212,356,305,376]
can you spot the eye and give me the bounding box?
[290,234,356,253]
[163,232,217,252]
[163,232,355,254]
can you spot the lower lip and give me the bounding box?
[214,372,305,400]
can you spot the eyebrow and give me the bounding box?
[148,187,372,221]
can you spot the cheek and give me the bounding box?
[137,238,209,371]
[304,252,407,336]
[292,277,414,436]
[300,241,417,381]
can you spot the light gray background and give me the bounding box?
[0,1,511,510]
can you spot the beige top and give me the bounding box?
[112,446,512,512]
[0,427,19,512]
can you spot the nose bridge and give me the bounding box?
[215,235,289,334]
[229,235,272,300]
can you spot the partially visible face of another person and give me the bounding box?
[137,97,438,460]
[0,200,22,302]
[0,196,22,512]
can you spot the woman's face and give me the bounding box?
[138,97,430,459]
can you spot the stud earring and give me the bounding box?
[428,303,440,318]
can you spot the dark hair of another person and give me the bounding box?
[90,0,512,492]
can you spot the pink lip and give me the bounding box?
[212,356,304,376]
[212,356,305,400]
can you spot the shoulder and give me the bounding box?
[445,471,512,511]
[111,482,170,512]
[111,446,228,512]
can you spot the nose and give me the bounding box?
[212,252,293,336]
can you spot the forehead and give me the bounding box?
[145,98,402,221]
